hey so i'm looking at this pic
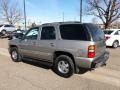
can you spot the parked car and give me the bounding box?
[0,24,16,35]
[8,30,27,40]
[9,22,109,78]
[104,29,120,48]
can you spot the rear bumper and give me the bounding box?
[75,51,109,69]
[91,51,109,68]
[105,40,113,46]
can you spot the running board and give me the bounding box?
[22,57,53,67]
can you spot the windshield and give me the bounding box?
[104,30,113,35]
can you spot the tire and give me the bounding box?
[10,47,22,62]
[54,55,75,78]
[1,30,6,35]
[112,41,119,48]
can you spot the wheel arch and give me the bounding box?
[1,29,6,32]
[53,51,77,73]
[2,29,6,31]
[113,40,119,45]
[9,45,18,53]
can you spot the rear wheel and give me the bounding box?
[10,47,22,62]
[54,55,74,78]
[1,30,6,35]
[112,41,119,48]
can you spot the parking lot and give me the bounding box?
[0,39,120,90]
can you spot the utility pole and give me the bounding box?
[62,12,64,22]
[23,0,27,30]
[80,0,83,23]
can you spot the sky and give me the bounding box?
[16,0,96,24]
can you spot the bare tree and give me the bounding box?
[0,0,22,25]
[87,0,120,29]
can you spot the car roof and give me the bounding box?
[0,24,14,26]
[35,22,94,27]
[42,21,81,25]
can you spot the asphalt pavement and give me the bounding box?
[0,39,120,90]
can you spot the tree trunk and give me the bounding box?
[104,22,110,29]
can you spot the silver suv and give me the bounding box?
[9,22,109,78]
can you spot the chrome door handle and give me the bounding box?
[50,43,54,47]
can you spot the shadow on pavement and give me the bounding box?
[106,46,120,49]
[22,59,51,70]
[22,59,88,75]
[106,46,112,48]
[78,68,89,74]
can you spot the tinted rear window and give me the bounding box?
[60,24,90,41]
[0,25,3,27]
[86,24,105,41]
[104,30,113,35]
[5,25,14,27]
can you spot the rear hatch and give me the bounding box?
[86,24,106,58]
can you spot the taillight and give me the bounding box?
[105,36,110,40]
[88,45,95,58]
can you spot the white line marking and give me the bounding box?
[0,51,10,57]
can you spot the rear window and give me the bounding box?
[5,25,14,27]
[0,25,3,27]
[86,24,105,41]
[104,30,113,35]
[60,24,90,41]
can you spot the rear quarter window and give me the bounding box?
[86,24,105,41]
[60,24,90,41]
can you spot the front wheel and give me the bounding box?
[10,47,22,62]
[1,30,6,35]
[54,55,74,78]
[112,41,119,48]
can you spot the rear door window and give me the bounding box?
[114,30,120,35]
[41,26,56,40]
[60,24,90,41]
[86,24,105,41]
